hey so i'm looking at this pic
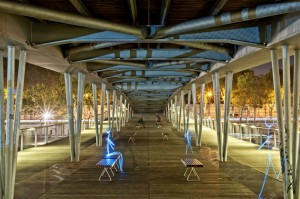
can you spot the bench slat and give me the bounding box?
[181,158,203,167]
[96,159,117,168]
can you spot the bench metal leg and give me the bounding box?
[184,167,200,181]
[162,135,168,141]
[98,168,112,181]
[128,136,135,143]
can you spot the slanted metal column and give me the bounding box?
[106,90,111,128]
[166,103,169,122]
[271,50,288,199]
[180,90,185,131]
[64,73,75,161]
[126,103,130,122]
[212,72,223,161]
[100,83,106,146]
[92,83,100,146]
[75,72,85,162]
[198,83,205,146]
[119,95,123,131]
[192,83,199,146]
[0,50,4,199]
[175,95,178,130]
[129,106,132,120]
[116,95,120,132]
[223,72,233,161]
[4,46,15,199]
[282,45,293,199]
[294,50,300,199]
[122,99,126,127]
[186,90,191,133]
[11,49,26,199]
[111,90,116,137]
[170,99,173,125]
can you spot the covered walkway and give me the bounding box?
[14,114,282,199]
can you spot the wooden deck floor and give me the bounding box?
[14,114,283,199]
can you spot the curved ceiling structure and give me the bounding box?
[0,0,300,112]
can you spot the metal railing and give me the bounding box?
[202,118,279,149]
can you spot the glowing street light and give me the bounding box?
[43,112,51,120]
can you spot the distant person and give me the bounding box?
[138,116,145,127]
[156,114,161,128]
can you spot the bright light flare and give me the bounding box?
[43,112,51,120]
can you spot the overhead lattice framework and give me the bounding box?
[0,0,299,112]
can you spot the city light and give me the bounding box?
[42,112,51,120]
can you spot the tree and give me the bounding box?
[231,71,254,123]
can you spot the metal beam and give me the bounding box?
[69,0,91,16]
[70,49,229,62]
[0,1,146,38]
[91,60,145,68]
[66,42,126,57]
[128,0,138,25]
[209,0,228,16]
[160,0,172,25]
[154,2,300,38]
[170,41,230,55]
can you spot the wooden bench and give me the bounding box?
[181,158,203,181]
[162,132,169,141]
[96,158,119,181]
[103,154,121,172]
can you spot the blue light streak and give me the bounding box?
[185,130,193,154]
[103,127,124,172]
[106,152,124,172]
[258,117,281,198]
[105,128,115,155]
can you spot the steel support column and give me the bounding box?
[126,103,130,122]
[4,46,15,199]
[192,83,199,146]
[294,50,300,199]
[181,90,185,131]
[271,50,288,199]
[64,73,75,161]
[116,95,120,132]
[11,50,26,199]
[166,103,169,122]
[111,90,116,137]
[100,83,106,146]
[222,72,233,161]
[293,50,300,182]
[175,95,178,130]
[119,95,123,131]
[75,72,85,162]
[186,90,191,133]
[122,99,126,127]
[170,99,173,125]
[106,90,111,128]
[92,83,100,146]
[212,72,223,161]
[198,83,205,146]
[0,50,3,199]
[282,45,293,199]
